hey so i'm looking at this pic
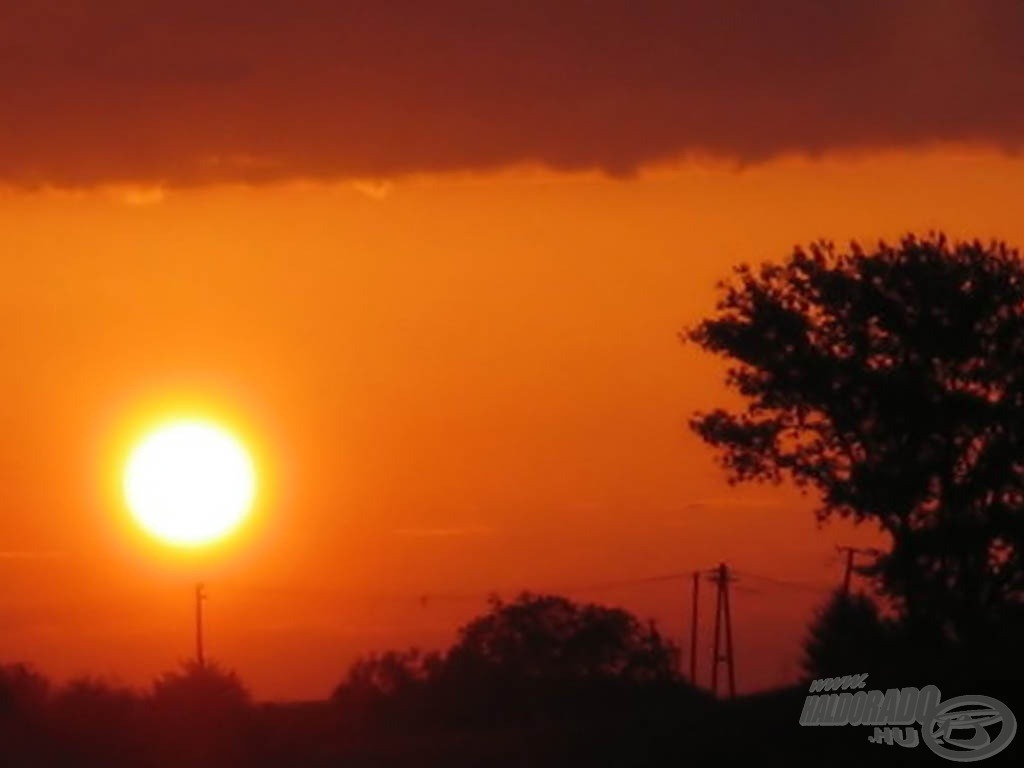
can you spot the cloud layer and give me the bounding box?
[3,1,1023,186]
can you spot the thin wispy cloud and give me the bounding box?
[351,180,394,200]
[0,550,66,560]
[680,497,802,512]
[393,526,496,538]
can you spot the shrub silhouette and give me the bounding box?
[800,592,894,682]
[50,677,146,768]
[150,659,250,713]
[148,660,252,768]
[334,592,685,727]
[443,592,678,685]
[0,662,49,718]
[0,664,53,766]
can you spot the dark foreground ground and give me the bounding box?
[4,673,1020,767]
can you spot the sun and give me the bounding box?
[123,419,256,546]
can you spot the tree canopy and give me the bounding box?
[332,592,683,725]
[150,659,250,722]
[686,233,1024,649]
[443,592,678,684]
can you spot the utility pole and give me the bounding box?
[689,570,699,684]
[195,583,206,668]
[837,546,872,596]
[708,563,736,698]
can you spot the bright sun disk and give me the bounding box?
[123,419,256,546]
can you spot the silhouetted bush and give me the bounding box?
[801,591,897,682]
[333,592,692,729]
[445,592,679,684]
[147,660,252,768]
[49,678,146,768]
[0,662,49,718]
[150,659,250,714]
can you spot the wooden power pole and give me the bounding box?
[708,563,736,698]
[195,583,207,668]
[837,546,874,596]
[689,570,700,684]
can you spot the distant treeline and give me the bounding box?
[2,590,1021,767]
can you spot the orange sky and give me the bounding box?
[2,147,1024,698]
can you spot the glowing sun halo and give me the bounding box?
[124,420,256,546]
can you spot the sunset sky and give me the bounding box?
[2,2,1024,700]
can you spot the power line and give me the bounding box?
[546,571,696,594]
[732,570,834,593]
[235,565,835,607]
[172,557,859,684]
[421,570,700,605]
[730,584,763,595]
[200,561,858,695]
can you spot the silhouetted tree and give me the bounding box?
[50,678,147,768]
[687,234,1024,661]
[151,659,249,709]
[332,648,442,719]
[800,592,894,682]
[0,663,53,767]
[333,592,685,728]
[0,662,49,718]
[443,592,679,685]
[148,660,252,768]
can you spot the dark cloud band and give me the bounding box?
[2,1,1022,186]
